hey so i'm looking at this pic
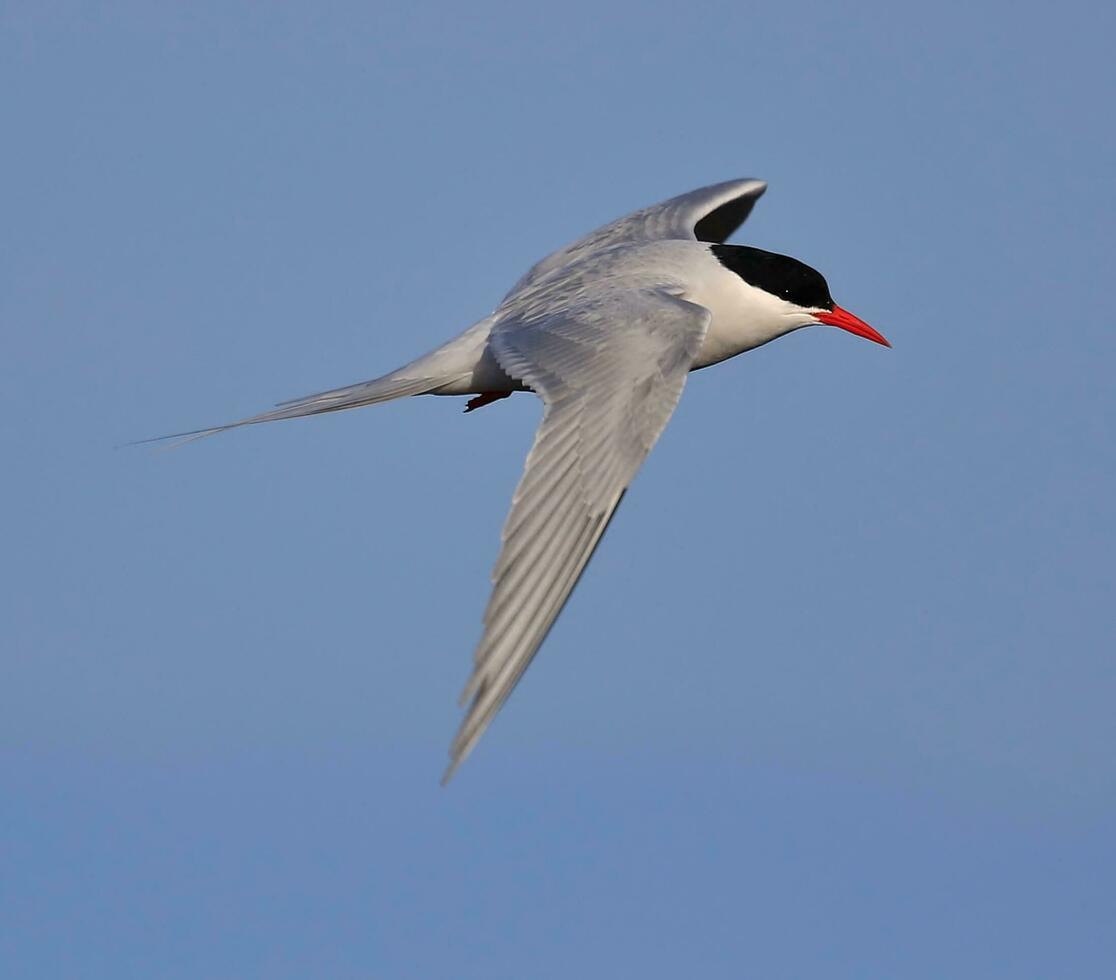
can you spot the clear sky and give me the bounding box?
[3,1,1115,977]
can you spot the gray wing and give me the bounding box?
[510,178,766,294]
[444,290,712,780]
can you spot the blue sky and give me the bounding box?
[3,1,1115,976]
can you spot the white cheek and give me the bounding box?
[689,270,805,367]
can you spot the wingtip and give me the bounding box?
[442,711,489,785]
[440,741,473,786]
[440,760,459,787]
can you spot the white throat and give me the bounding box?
[684,248,816,369]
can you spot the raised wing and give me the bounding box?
[510,178,766,294]
[444,290,712,780]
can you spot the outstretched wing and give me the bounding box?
[510,178,766,294]
[444,290,712,780]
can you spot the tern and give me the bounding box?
[160,179,890,780]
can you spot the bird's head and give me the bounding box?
[709,243,890,349]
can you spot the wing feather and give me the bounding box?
[444,290,711,780]
[509,178,766,294]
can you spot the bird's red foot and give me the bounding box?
[464,391,512,413]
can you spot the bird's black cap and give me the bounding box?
[710,244,834,311]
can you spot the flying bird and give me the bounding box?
[159,179,889,780]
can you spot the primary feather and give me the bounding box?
[444,289,711,780]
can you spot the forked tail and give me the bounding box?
[131,373,445,448]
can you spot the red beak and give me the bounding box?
[814,305,890,348]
